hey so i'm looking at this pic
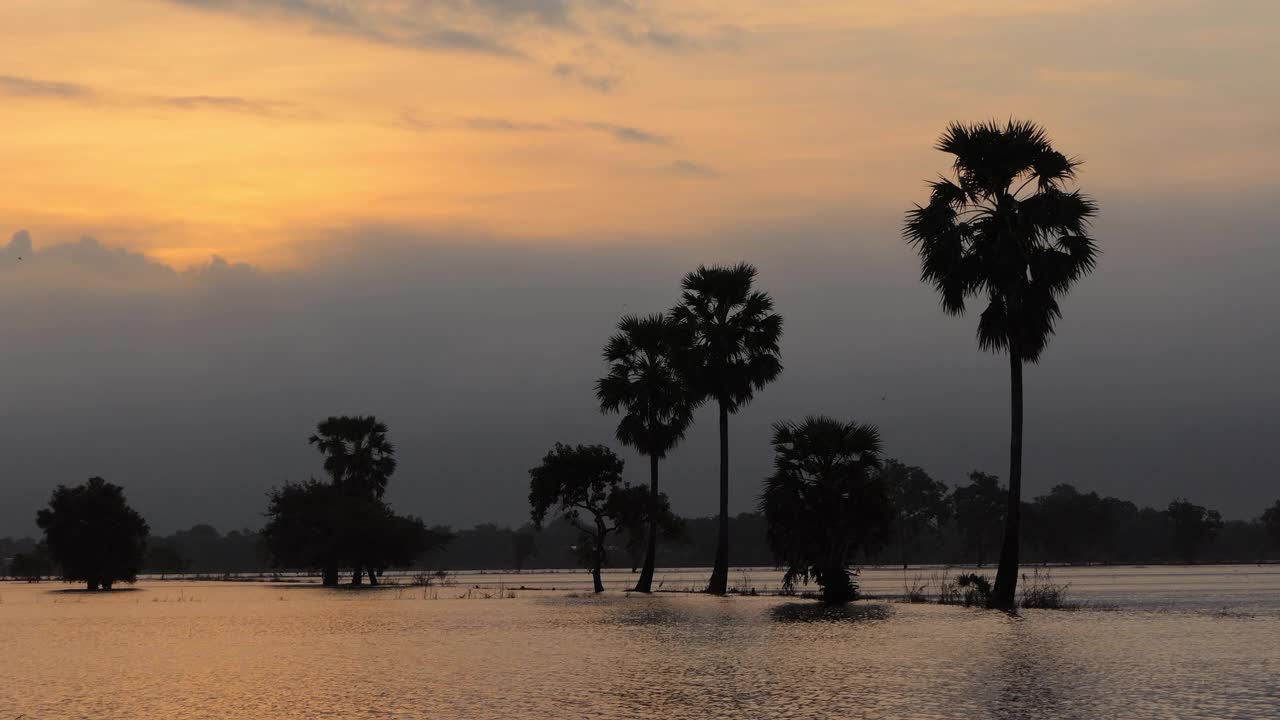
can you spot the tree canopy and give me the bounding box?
[36,476,149,590]
[760,416,890,603]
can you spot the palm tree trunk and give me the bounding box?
[351,566,363,586]
[708,400,730,594]
[633,453,660,593]
[322,565,338,587]
[992,347,1023,609]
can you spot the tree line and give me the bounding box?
[5,121,1277,605]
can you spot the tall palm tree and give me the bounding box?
[904,120,1098,609]
[596,314,695,593]
[760,416,888,604]
[309,415,397,500]
[671,263,783,594]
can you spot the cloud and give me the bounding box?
[0,74,316,120]
[464,116,554,131]
[584,121,669,145]
[397,111,669,146]
[659,160,715,177]
[152,95,316,119]
[3,201,1278,538]
[166,0,527,58]
[551,62,619,92]
[0,74,95,100]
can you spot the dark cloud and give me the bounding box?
[1,193,1276,537]
[0,74,95,100]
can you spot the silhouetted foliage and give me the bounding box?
[1165,498,1224,562]
[144,543,189,577]
[1263,500,1280,550]
[760,417,890,604]
[671,262,783,594]
[905,119,1099,608]
[309,415,397,500]
[262,479,448,585]
[262,417,447,586]
[880,459,950,568]
[8,544,54,581]
[597,313,695,592]
[511,532,538,573]
[36,477,149,590]
[952,471,1006,566]
[529,443,664,592]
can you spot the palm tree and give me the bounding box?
[760,416,889,604]
[309,415,397,500]
[308,415,398,585]
[904,120,1098,609]
[597,314,695,593]
[671,263,783,594]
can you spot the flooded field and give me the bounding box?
[3,565,1277,719]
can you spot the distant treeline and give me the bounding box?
[5,479,1276,579]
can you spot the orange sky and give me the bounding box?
[1,0,1276,267]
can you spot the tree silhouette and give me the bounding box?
[1165,498,1223,562]
[671,262,783,594]
[262,479,446,585]
[309,415,398,584]
[36,477,149,590]
[880,459,950,568]
[144,544,189,578]
[760,417,890,604]
[1264,500,1280,549]
[597,313,694,592]
[952,471,1006,566]
[528,443,660,592]
[905,120,1098,609]
[511,532,538,573]
[309,415,397,500]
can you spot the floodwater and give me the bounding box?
[2,565,1277,719]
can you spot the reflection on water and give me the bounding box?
[769,601,893,624]
[2,566,1278,719]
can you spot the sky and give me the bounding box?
[1,0,1277,535]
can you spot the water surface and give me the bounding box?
[3,565,1277,719]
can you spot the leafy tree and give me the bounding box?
[1165,499,1223,562]
[36,477,149,590]
[671,262,783,594]
[597,313,695,592]
[144,544,189,578]
[880,459,950,568]
[528,443,660,592]
[1264,500,1280,549]
[262,479,447,585]
[760,417,890,604]
[905,120,1099,608]
[511,532,538,572]
[952,471,1006,567]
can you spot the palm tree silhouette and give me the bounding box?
[309,415,398,500]
[597,314,695,593]
[760,416,887,604]
[309,415,397,585]
[671,263,783,594]
[904,120,1098,609]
